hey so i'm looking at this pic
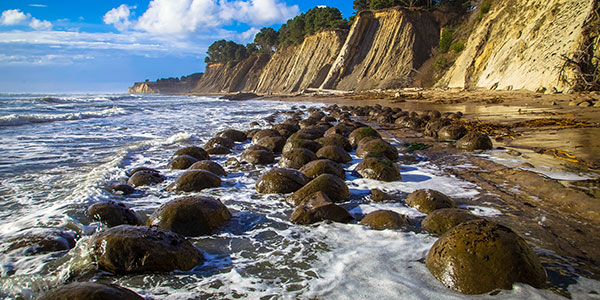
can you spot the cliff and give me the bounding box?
[193,53,271,93]
[438,0,599,92]
[129,73,203,94]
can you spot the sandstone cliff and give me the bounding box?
[129,73,203,94]
[193,53,271,93]
[438,0,599,92]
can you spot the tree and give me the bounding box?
[278,6,348,47]
[353,0,369,11]
[254,27,279,52]
[204,40,250,64]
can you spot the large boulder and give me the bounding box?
[241,149,275,165]
[166,170,221,192]
[359,210,411,230]
[89,225,202,274]
[356,139,398,161]
[87,201,140,227]
[286,174,350,206]
[217,129,247,142]
[316,145,352,164]
[438,125,468,140]
[296,126,325,140]
[174,146,210,161]
[272,123,300,138]
[109,183,135,195]
[317,134,352,152]
[189,160,227,176]
[256,168,309,194]
[125,167,159,177]
[205,136,234,150]
[299,159,346,180]
[251,129,280,143]
[206,145,231,155]
[406,189,455,214]
[2,228,76,255]
[456,132,493,151]
[348,127,381,147]
[370,189,396,202]
[422,208,480,235]
[282,138,322,154]
[324,124,352,137]
[127,170,165,187]
[278,148,317,169]
[426,219,547,295]
[256,136,286,153]
[147,196,231,236]
[168,155,198,170]
[424,119,452,137]
[38,282,144,300]
[354,156,401,182]
[290,191,353,225]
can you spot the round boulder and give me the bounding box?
[251,129,280,143]
[356,138,398,161]
[206,145,231,155]
[318,134,352,152]
[278,148,317,169]
[189,160,227,176]
[286,174,350,206]
[290,191,353,225]
[426,219,547,294]
[147,196,232,236]
[272,123,300,138]
[89,225,202,274]
[109,183,135,195]
[38,282,144,300]
[422,208,480,235]
[438,125,468,140]
[241,149,275,165]
[456,132,493,151]
[324,124,353,137]
[424,119,452,137]
[359,210,411,230]
[316,145,352,164]
[205,136,234,150]
[217,129,247,142]
[354,156,401,182]
[125,167,159,177]
[256,136,286,153]
[166,170,221,192]
[406,189,455,214]
[174,146,210,161]
[299,159,346,180]
[256,168,309,194]
[348,127,381,147]
[127,170,164,187]
[168,155,198,170]
[2,228,76,255]
[282,138,322,154]
[87,201,140,227]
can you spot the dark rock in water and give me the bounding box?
[127,170,165,187]
[406,189,455,214]
[296,126,325,140]
[290,191,353,224]
[324,124,353,137]
[109,183,135,195]
[189,160,227,176]
[147,196,231,236]
[89,225,202,274]
[282,138,322,154]
[206,145,232,155]
[125,167,159,177]
[225,157,241,168]
[87,201,140,227]
[456,132,493,151]
[247,144,270,151]
[256,136,286,153]
[355,156,401,182]
[217,129,247,142]
[356,138,398,161]
[38,282,144,300]
[241,149,275,165]
[251,129,280,144]
[272,123,300,138]
[422,208,480,235]
[286,174,349,206]
[438,125,468,140]
[348,127,381,147]
[220,92,259,101]
[168,155,199,170]
[205,136,234,150]
[278,148,317,169]
[359,210,410,230]
[424,119,452,137]
[299,159,346,180]
[246,128,260,139]
[167,170,221,192]
[317,134,352,152]
[316,145,352,164]
[174,146,210,161]
[256,168,309,194]
[395,117,424,130]
[370,189,395,202]
[2,228,76,255]
[426,219,547,295]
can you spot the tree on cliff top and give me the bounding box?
[278,6,349,47]
[353,0,471,11]
[254,27,279,52]
[205,40,254,65]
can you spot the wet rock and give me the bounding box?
[174,146,210,161]
[406,189,455,214]
[438,125,468,140]
[247,144,270,151]
[272,123,300,138]
[290,191,353,225]
[251,129,280,143]
[296,126,326,139]
[356,139,398,161]
[109,183,135,195]
[456,132,493,151]
[256,136,286,153]
[125,167,159,177]
[422,208,480,235]
[246,128,260,139]
[278,148,317,169]
[426,219,547,295]
[324,124,353,137]
[217,129,247,142]
[355,156,401,182]
[206,145,231,155]
[424,119,452,137]
[189,160,227,176]
[256,168,309,194]
[395,117,424,130]
[205,136,234,150]
[225,157,240,168]
[370,189,395,202]
[359,210,411,230]
[282,138,322,154]
[241,149,275,165]
[89,225,202,274]
[167,170,221,192]
[286,174,350,206]
[299,159,346,180]
[147,196,231,236]
[2,228,76,255]
[348,127,381,147]
[317,134,352,152]
[316,145,352,164]
[168,155,199,170]
[38,282,144,300]
[127,170,165,187]
[87,201,140,227]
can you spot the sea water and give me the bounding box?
[0,93,597,299]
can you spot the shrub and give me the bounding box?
[480,1,492,14]
[439,27,454,53]
[451,41,465,53]
[434,56,450,69]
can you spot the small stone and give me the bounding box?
[370,189,395,202]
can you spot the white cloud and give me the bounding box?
[103,4,134,31]
[29,4,48,8]
[30,18,52,30]
[0,9,52,30]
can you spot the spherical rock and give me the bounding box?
[278,148,317,169]
[438,125,468,140]
[241,149,275,165]
[395,117,424,130]
[299,159,346,180]
[166,170,221,192]
[355,156,401,182]
[205,136,234,150]
[349,127,381,147]
[189,160,227,176]
[286,174,350,206]
[38,282,144,300]
[87,201,140,227]
[282,138,322,154]
[2,228,76,255]
[147,196,231,236]
[256,136,286,153]
[359,210,410,230]
[406,189,455,214]
[422,208,480,235]
[206,145,231,155]
[272,123,300,138]
[296,126,325,140]
[370,189,395,202]
[168,155,198,170]
[109,183,135,195]
[217,129,247,142]
[174,146,210,161]
[251,129,280,143]
[125,167,159,177]
[89,225,202,274]
[290,191,353,225]
[317,134,352,152]
[324,124,353,137]
[424,119,452,137]
[127,170,165,187]
[356,139,398,161]
[456,132,493,151]
[256,168,309,194]
[316,145,352,164]
[426,219,547,295]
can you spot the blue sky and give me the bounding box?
[0,1,353,93]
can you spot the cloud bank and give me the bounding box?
[0,9,52,30]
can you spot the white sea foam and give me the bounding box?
[0,107,127,126]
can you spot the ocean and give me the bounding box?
[0,93,596,299]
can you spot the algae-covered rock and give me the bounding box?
[324,124,353,137]
[189,160,227,176]
[205,136,234,150]
[456,132,493,151]
[147,196,231,236]
[354,156,401,182]
[426,219,547,295]
[438,125,468,140]
[167,170,221,192]
[256,168,309,194]
[290,191,353,225]
[282,138,322,153]
[406,189,455,213]
[127,170,165,187]
[299,159,346,180]
[87,201,140,227]
[278,148,317,169]
[241,149,275,165]
[38,282,144,300]
[168,155,198,170]
[356,138,398,161]
[286,174,350,206]
[217,129,247,142]
[424,119,452,137]
[370,189,395,202]
[206,145,231,155]
[348,127,381,147]
[316,145,352,164]
[2,228,76,255]
[272,123,300,138]
[359,210,410,230]
[317,134,352,152]
[421,208,480,235]
[251,129,280,143]
[174,146,210,161]
[256,136,286,153]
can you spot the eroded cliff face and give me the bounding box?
[129,73,203,94]
[193,53,271,93]
[439,0,599,92]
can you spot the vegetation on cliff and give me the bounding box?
[277,6,349,47]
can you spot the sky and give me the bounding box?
[0,1,353,93]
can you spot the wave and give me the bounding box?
[0,107,127,127]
